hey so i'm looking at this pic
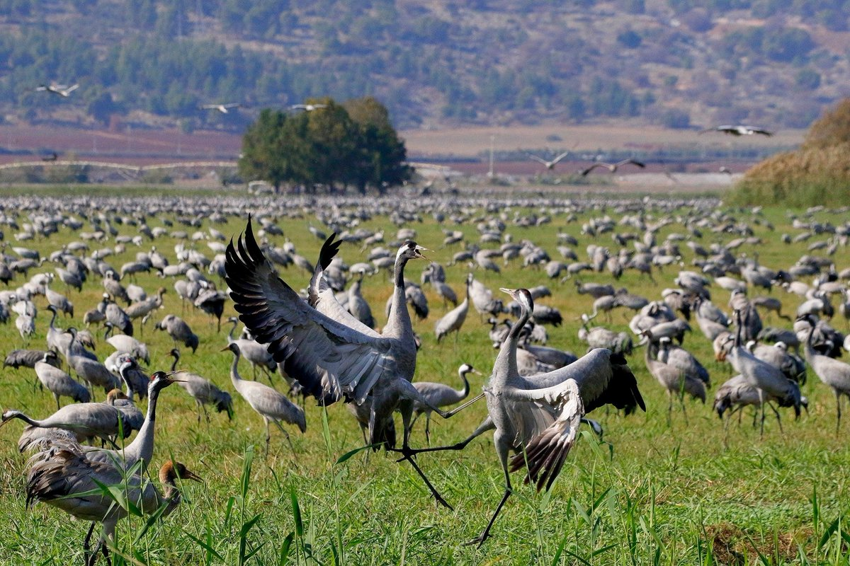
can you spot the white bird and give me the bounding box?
[201,102,240,114]
[35,83,79,97]
[526,150,571,171]
[290,103,327,112]
[699,125,773,137]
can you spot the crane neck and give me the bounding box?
[458,369,471,398]
[49,308,57,329]
[493,304,530,385]
[227,320,238,342]
[229,350,242,386]
[170,354,179,372]
[123,381,161,471]
[385,256,413,340]
[119,366,132,398]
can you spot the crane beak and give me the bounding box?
[414,245,429,260]
[471,368,484,376]
[499,287,517,299]
[219,346,231,352]
[181,468,202,482]
[165,371,185,383]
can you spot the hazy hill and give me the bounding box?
[0,0,847,131]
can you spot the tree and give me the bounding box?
[344,96,412,194]
[238,96,410,193]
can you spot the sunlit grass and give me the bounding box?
[0,189,849,564]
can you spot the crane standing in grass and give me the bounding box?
[411,363,481,444]
[223,342,305,455]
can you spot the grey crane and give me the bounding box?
[225,317,277,381]
[644,342,705,424]
[27,455,198,566]
[718,312,802,436]
[66,328,119,397]
[1,402,131,445]
[35,352,91,409]
[713,374,808,427]
[223,343,305,455]
[657,337,711,388]
[106,388,145,436]
[411,363,482,443]
[411,288,644,546]
[195,283,228,331]
[155,314,198,353]
[434,273,472,343]
[5,348,60,370]
[116,354,149,401]
[347,272,375,328]
[44,276,74,317]
[105,324,150,365]
[225,223,458,507]
[169,348,233,422]
[803,327,850,433]
[103,296,133,336]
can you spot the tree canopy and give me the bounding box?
[238,97,411,194]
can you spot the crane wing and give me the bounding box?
[226,219,394,404]
[309,233,382,339]
[507,380,583,492]
[511,349,645,415]
[579,163,606,177]
[526,153,548,165]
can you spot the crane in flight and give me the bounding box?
[699,125,773,137]
[526,150,571,171]
[290,103,327,112]
[579,158,646,176]
[201,103,241,114]
[36,83,79,98]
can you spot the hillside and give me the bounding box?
[0,0,847,131]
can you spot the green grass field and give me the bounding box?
[0,189,848,565]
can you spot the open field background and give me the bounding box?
[0,188,848,565]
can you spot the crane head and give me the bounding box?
[397,241,428,262]
[500,288,534,313]
[150,370,179,387]
[160,461,202,484]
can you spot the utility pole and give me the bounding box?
[488,134,495,179]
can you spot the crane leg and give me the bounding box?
[766,402,783,433]
[666,392,673,427]
[390,401,453,510]
[466,437,512,547]
[83,522,96,564]
[264,418,271,458]
[425,413,432,446]
[679,395,689,426]
[273,420,295,452]
[758,390,766,438]
[399,417,495,456]
[836,390,842,436]
[54,393,61,412]
[202,402,210,424]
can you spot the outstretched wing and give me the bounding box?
[579,163,606,177]
[226,219,394,404]
[308,233,382,339]
[526,153,548,165]
[508,380,583,492]
[512,348,645,415]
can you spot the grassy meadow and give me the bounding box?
[0,189,849,565]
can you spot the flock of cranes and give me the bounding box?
[0,193,849,562]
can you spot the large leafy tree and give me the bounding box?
[239,96,411,193]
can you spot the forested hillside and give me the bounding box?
[0,0,847,130]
